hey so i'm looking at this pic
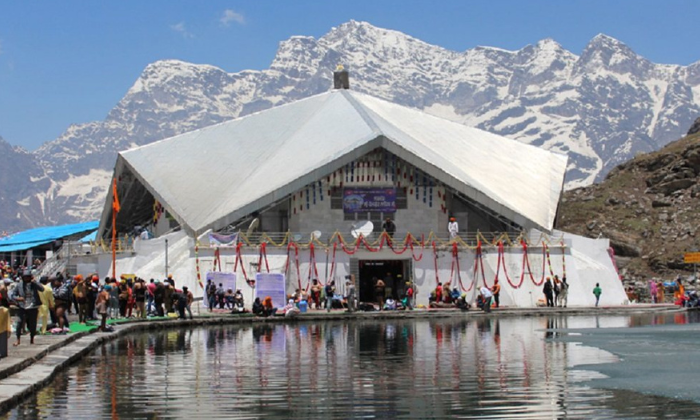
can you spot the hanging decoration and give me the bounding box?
[432,241,440,285]
[233,242,254,288]
[545,243,555,277]
[257,242,270,273]
[213,247,222,272]
[306,243,320,291]
[429,180,433,208]
[560,241,567,278]
[326,242,337,285]
[153,199,164,224]
[473,240,489,288]
[521,240,546,286]
[450,242,474,293]
[194,241,204,289]
[494,241,524,289]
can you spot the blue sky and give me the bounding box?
[0,0,698,151]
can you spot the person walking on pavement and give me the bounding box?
[325,281,336,312]
[593,283,602,307]
[345,276,356,313]
[559,277,569,307]
[10,269,44,346]
[491,279,501,308]
[543,277,554,307]
[37,276,54,335]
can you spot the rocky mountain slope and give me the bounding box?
[4,20,700,232]
[557,119,700,280]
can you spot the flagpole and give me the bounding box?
[111,178,120,280]
[112,209,117,279]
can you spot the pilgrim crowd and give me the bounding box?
[0,261,194,345]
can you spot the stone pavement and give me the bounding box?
[0,303,681,413]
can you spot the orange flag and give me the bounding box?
[112,178,121,213]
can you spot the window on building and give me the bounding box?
[331,187,343,210]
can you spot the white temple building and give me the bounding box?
[82,76,626,308]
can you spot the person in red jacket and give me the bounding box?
[491,279,501,308]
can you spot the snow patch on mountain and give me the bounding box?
[2,20,699,232]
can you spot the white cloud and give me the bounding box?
[220,9,245,26]
[170,22,194,39]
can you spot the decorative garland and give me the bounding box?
[233,242,254,288]
[213,247,222,272]
[326,243,337,286]
[283,242,304,290]
[473,240,490,288]
[495,241,524,289]
[194,242,203,289]
[306,243,320,291]
[193,231,567,295]
[545,243,555,277]
[560,241,567,278]
[450,242,474,293]
[257,242,270,273]
[521,240,546,286]
[432,241,440,285]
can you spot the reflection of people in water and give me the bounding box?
[252,324,275,343]
[546,317,555,338]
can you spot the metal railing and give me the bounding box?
[199,230,565,250]
[36,241,89,277]
[80,230,567,256]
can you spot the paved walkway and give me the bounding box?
[0,303,681,413]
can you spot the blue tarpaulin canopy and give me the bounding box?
[0,221,99,252]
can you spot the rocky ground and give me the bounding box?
[557,118,700,294]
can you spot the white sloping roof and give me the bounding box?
[106,90,567,235]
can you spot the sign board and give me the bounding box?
[684,252,700,264]
[255,272,287,309]
[205,272,237,308]
[343,187,396,213]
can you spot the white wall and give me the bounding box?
[79,228,626,309]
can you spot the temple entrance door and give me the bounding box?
[358,259,407,303]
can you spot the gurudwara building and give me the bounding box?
[88,73,626,308]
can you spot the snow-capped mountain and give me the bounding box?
[5,20,700,232]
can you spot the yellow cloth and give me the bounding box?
[39,287,54,309]
[38,287,54,334]
[0,307,9,334]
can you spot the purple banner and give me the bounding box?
[343,188,396,213]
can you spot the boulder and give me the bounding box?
[688,116,700,136]
[605,197,620,206]
[654,179,695,196]
[606,230,642,257]
[682,147,700,173]
[651,200,671,208]
[643,153,675,172]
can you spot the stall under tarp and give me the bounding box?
[98,89,567,238]
[0,221,99,253]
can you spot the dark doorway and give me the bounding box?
[358,260,408,303]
